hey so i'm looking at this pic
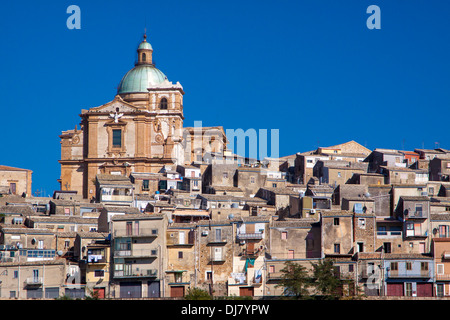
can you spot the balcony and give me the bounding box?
[406,211,427,219]
[87,254,107,264]
[24,277,43,286]
[114,228,159,238]
[387,269,432,279]
[236,233,263,241]
[114,248,158,258]
[114,268,158,279]
[267,272,283,280]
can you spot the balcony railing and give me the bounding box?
[24,277,43,286]
[114,228,159,238]
[377,231,402,237]
[236,233,263,240]
[114,269,158,278]
[114,248,158,258]
[387,270,432,278]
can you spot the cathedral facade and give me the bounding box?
[59,34,226,200]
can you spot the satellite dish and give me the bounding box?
[168,219,173,224]
[228,214,234,220]
[364,192,371,198]
[57,250,63,256]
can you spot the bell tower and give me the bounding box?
[136,33,153,65]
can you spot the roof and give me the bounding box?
[400,196,430,202]
[111,213,165,221]
[0,165,32,172]
[102,206,141,214]
[96,174,132,186]
[117,64,167,94]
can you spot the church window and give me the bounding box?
[160,98,168,109]
[142,53,146,62]
[112,129,122,147]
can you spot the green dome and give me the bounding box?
[138,40,152,50]
[117,64,167,94]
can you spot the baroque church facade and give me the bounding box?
[58,34,227,199]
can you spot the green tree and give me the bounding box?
[276,261,311,299]
[311,259,342,299]
[184,287,212,300]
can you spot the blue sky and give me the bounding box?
[0,0,449,195]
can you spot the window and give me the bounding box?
[334,218,340,226]
[142,52,146,62]
[160,98,168,109]
[223,172,228,179]
[281,232,287,240]
[250,177,255,184]
[337,172,341,178]
[334,244,340,254]
[421,262,429,271]
[288,250,294,259]
[437,264,444,275]
[272,183,277,188]
[142,180,149,191]
[94,270,104,277]
[357,242,364,253]
[13,270,18,279]
[406,262,412,270]
[415,204,423,216]
[178,251,183,259]
[269,265,275,273]
[383,242,391,253]
[64,240,70,248]
[390,262,398,271]
[439,225,449,238]
[112,129,122,147]
[215,228,222,242]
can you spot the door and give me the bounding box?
[9,183,16,195]
[179,231,185,245]
[214,247,222,261]
[45,287,59,299]
[387,283,404,296]
[239,287,254,297]
[170,286,185,298]
[417,283,433,297]
[120,282,142,298]
[27,288,43,299]
[148,281,160,298]
[436,284,444,297]
[94,288,105,299]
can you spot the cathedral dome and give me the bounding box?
[117,34,167,94]
[117,64,167,94]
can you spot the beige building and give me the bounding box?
[0,165,32,196]
[197,220,234,297]
[165,223,196,298]
[0,260,66,299]
[109,213,166,298]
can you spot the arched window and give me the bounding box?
[142,53,146,62]
[160,97,168,109]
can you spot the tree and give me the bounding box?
[311,259,342,299]
[184,287,212,300]
[276,261,311,299]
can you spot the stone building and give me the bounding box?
[59,34,225,200]
[196,220,234,297]
[0,165,32,196]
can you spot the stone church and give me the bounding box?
[58,34,227,200]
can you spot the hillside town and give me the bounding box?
[1,34,449,299]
